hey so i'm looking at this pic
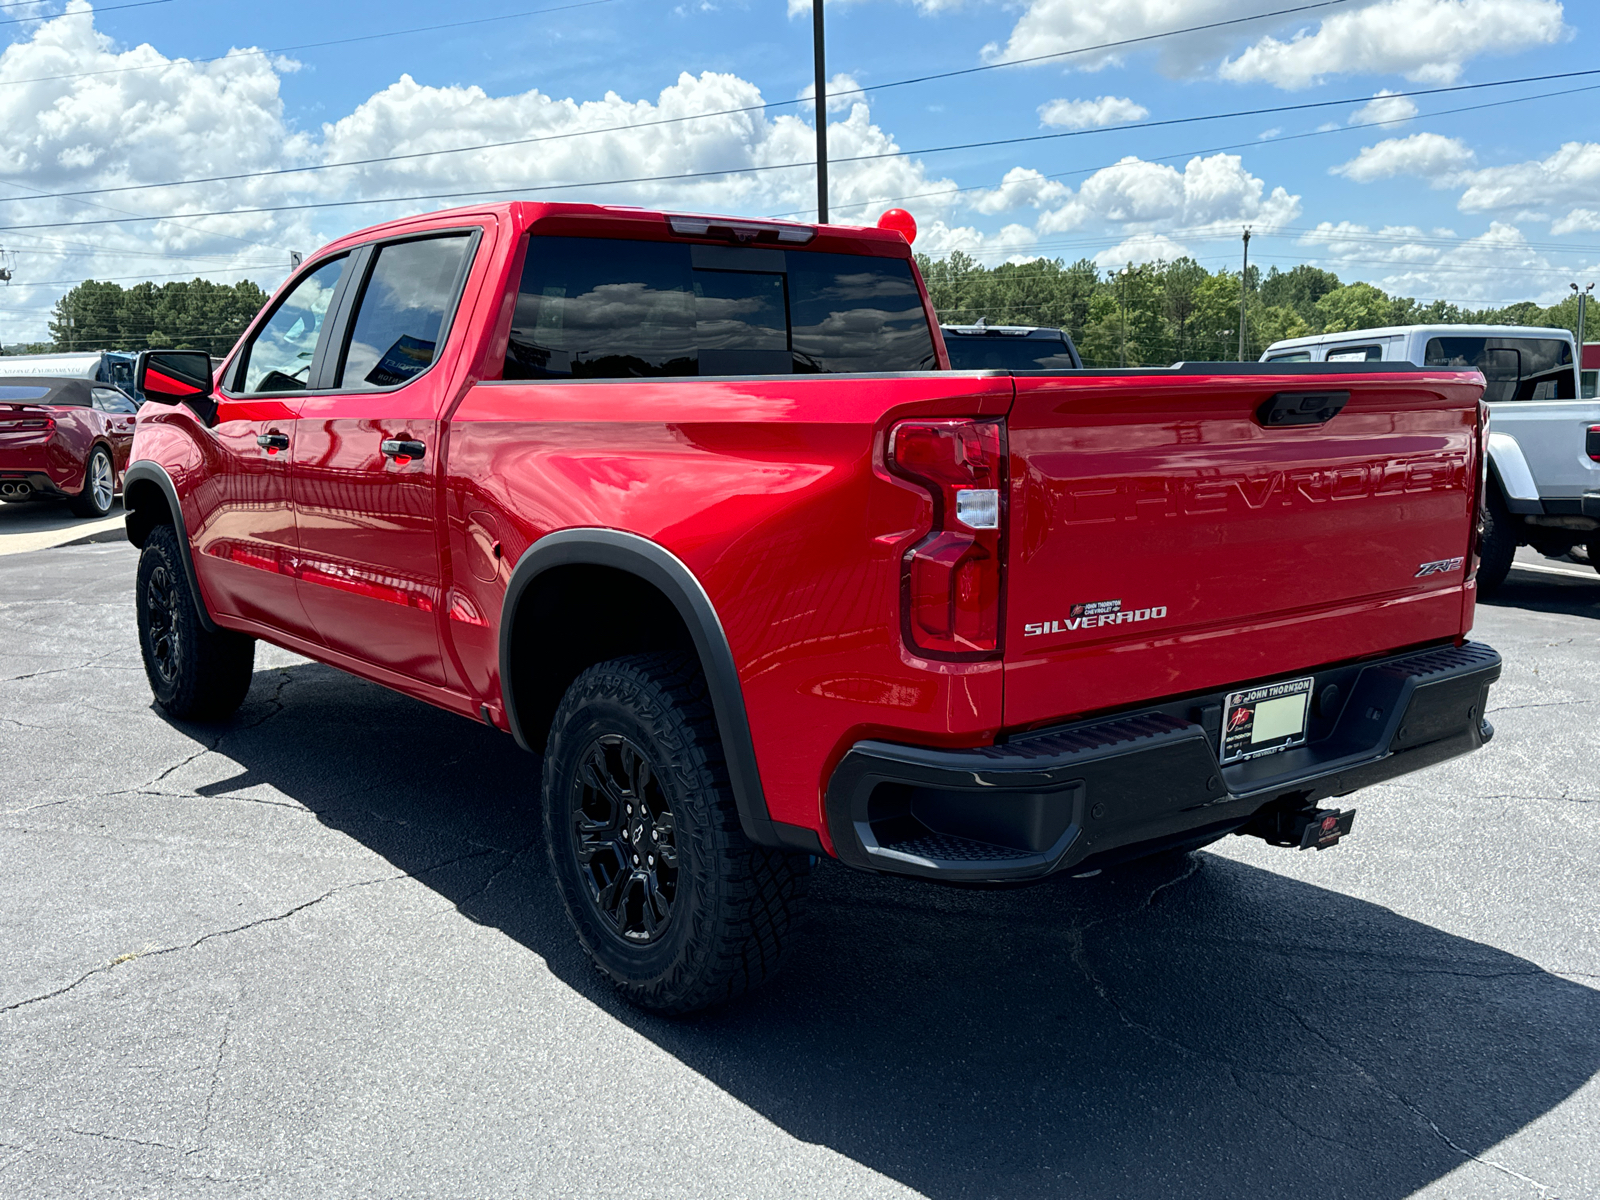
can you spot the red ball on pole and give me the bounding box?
[877,208,917,244]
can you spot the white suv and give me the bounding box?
[1263,324,1600,592]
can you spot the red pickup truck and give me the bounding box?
[123,202,1501,1013]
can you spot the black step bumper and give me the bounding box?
[825,641,1501,883]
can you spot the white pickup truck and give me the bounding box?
[1263,324,1600,591]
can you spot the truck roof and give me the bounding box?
[1266,323,1578,352]
[309,202,915,264]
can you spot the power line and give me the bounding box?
[0,0,168,27]
[781,79,1600,224]
[8,47,1595,210]
[4,73,1598,237]
[0,0,616,89]
[0,2,1362,207]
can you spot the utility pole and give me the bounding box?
[1572,281,1593,349]
[1238,228,1251,361]
[1117,266,1133,367]
[812,0,828,224]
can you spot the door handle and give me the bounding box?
[381,439,426,463]
[257,431,289,453]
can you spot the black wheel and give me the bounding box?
[136,523,256,721]
[543,652,811,1014]
[69,446,114,518]
[1588,534,1600,577]
[1476,484,1518,596]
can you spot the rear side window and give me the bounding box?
[1324,344,1384,362]
[504,236,936,379]
[238,256,349,394]
[92,388,137,413]
[1424,336,1575,402]
[1266,351,1312,363]
[338,235,474,388]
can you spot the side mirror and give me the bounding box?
[136,350,216,425]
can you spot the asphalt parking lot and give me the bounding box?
[1,540,1596,1200]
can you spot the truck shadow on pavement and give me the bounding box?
[1486,566,1600,621]
[196,661,1600,1199]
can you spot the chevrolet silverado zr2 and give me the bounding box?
[121,203,1502,1013]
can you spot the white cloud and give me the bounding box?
[1220,0,1565,88]
[1552,208,1600,236]
[1332,133,1475,184]
[1349,90,1419,126]
[1453,142,1600,212]
[797,73,864,116]
[1037,95,1147,128]
[912,220,1038,262]
[1033,152,1300,243]
[1298,220,1588,306]
[0,6,975,340]
[984,0,1566,90]
[966,167,1070,215]
[1094,232,1191,269]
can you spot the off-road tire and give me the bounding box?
[1476,484,1518,596]
[136,523,255,721]
[543,651,811,1015]
[70,445,114,518]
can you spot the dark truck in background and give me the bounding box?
[122,202,1501,1013]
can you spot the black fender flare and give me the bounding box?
[121,460,218,633]
[499,528,820,854]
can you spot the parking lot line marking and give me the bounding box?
[1510,561,1599,582]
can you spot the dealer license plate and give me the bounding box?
[1220,676,1314,764]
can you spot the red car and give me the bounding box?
[0,376,138,517]
[122,202,1501,1013]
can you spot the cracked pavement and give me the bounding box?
[1,541,1596,1199]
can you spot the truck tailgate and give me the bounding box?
[1003,368,1484,729]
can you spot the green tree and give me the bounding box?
[46,278,269,354]
[1313,282,1394,333]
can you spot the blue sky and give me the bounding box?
[1,0,1597,341]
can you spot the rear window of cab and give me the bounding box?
[504,236,937,378]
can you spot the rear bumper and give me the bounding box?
[1539,494,1600,519]
[825,641,1501,883]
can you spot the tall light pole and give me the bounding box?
[1572,281,1593,350]
[1238,227,1252,361]
[812,0,828,224]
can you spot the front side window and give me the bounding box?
[1324,344,1384,362]
[1424,336,1575,402]
[504,236,936,379]
[238,256,348,394]
[339,235,473,388]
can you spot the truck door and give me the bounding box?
[192,255,350,641]
[291,231,479,687]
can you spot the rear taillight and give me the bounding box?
[0,416,53,432]
[1470,402,1490,575]
[1587,424,1600,462]
[888,418,1005,659]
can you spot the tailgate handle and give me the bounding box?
[1257,390,1350,428]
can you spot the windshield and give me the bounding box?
[1424,336,1575,402]
[943,334,1078,371]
